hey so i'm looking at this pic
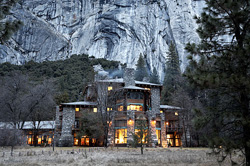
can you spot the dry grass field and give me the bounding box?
[0,146,244,166]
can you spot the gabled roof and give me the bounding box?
[160,105,182,110]
[97,78,162,87]
[62,101,97,106]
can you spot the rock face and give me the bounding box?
[0,0,205,81]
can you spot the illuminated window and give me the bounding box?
[145,88,151,91]
[115,129,127,144]
[107,107,112,111]
[108,86,113,91]
[74,138,79,145]
[93,108,97,112]
[38,137,41,145]
[118,105,123,111]
[48,138,52,144]
[127,105,143,111]
[75,107,79,112]
[160,110,163,113]
[156,130,161,144]
[28,137,32,144]
[175,112,178,116]
[135,129,148,143]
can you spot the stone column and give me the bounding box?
[54,106,60,146]
[124,68,135,86]
[58,107,75,147]
[126,110,135,146]
[149,87,161,146]
[160,113,167,148]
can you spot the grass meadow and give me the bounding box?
[0,146,244,166]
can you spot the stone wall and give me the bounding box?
[58,107,75,147]
[149,87,161,146]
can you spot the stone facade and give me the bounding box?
[56,68,182,147]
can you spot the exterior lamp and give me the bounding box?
[128,118,133,124]
[166,122,169,126]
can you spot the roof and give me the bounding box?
[160,105,182,110]
[22,121,55,129]
[123,85,149,91]
[97,78,162,87]
[0,121,55,129]
[62,101,97,106]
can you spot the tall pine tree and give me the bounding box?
[162,42,181,104]
[185,0,250,164]
[134,54,148,81]
[0,0,22,44]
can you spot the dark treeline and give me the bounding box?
[0,54,122,104]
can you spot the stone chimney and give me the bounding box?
[124,68,135,86]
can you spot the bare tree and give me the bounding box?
[0,72,55,149]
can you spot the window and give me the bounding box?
[115,129,127,144]
[108,86,113,91]
[175,112,178,116]
[160,110,163,113]
[127,105,143,111]
[156,130,161,145]
[75,107,79,112]
[93,108,97,113]
[107,107,112,111]
[118,105,123,111]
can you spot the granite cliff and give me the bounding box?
[0,0,205,81]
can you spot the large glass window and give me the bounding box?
[156,130,161,145]
[115,129,127,144]
[127,105,143,111]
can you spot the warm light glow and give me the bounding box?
[144,88,150,91]
[28,138,32,144]
[115,129,127,144]
[175,112,178,116]
[160,110,163,113]
[107,107,112,111]
[156,130,161,144]
[48,138,52,144]
[118,106,123,111]
[75,108,79,112]
[93,108,97,112]
[127,105,143,111]
[108,86,113,91]
[166,122,169,126]
[38,138,41,144]
[74,138,78,145]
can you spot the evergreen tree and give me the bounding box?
[185,1,250,164]
[162,42,181,104]
[134,54,148,81]
[149,67,160,84]
[0,0,22,44]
